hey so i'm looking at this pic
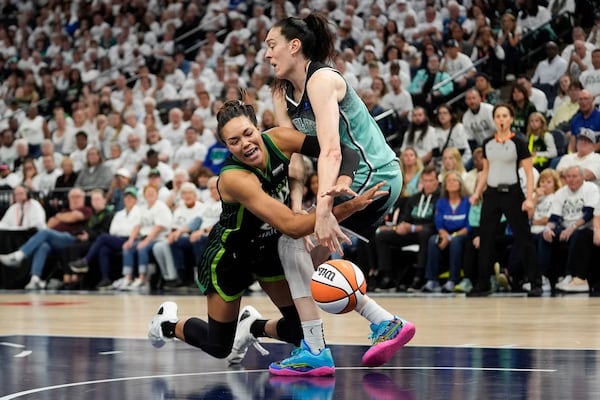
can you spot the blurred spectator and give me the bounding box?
[172,126,207,178]
[441,39,476,95]
[375,164,439,292]
[0,187,91,290]
[517,75,548,117]
[0,129,17,168]
[509,83,537,136]
[112,184,172,291]
[20,157,39,191]
[567,40,593,81]
[497,13,523,82]
[422,170,471,293]
[531,42,567,108]
[106,168,132,211]
[432,104,471,167]
[579,49,600,107]
[145,125,173,164]
[17,105,47,158]
[12,138,30,175]
[74,147,114,191]
[0,185,46,230]
[526,112,557,172]
[69,131,91,172]
[136,149,174,191]
[400,147,424,198]
[400,106,436,165]
[543,165,599,291]
[471,27,506,89]
[551,75,572,115]
[119,133,147,176]
[381,74,413,120]
[567,90,600,152]
[556,128,600,186]
[36,155,62,196]
[59,189,114,290]
[410,55,453,115]
[549,80,582,132]
[474,72,501,106]
[0,162,21,189]
[68,186,141,290]
[152,182,204,286]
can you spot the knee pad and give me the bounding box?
[278,235,314,299]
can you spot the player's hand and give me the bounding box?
[321,176,357,198]
[350,181,388,212]
[314,211,351,255]
[303,235,317,253]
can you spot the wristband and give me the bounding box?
[452,232,458,237]
[411,224,416,233]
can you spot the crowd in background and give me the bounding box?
[0,0,599,295]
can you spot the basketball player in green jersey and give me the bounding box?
[148,100,386,376]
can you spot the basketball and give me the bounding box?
[311,259,366,314]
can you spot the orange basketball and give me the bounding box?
[311,259,366,314]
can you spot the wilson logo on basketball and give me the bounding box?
[316,266,336,281]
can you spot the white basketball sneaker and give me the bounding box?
[148,301,179,348]
[227,305,269,364]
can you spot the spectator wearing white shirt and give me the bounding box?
[562,27,597,60]
[0,129,18,169]
[401,107,437,165]
[172,126,207,178]
[36,155,62,195]
[152,182,205,285]
[380,74,413,120]
[119,133,147,176]
[566,40,593,80]
[146,126,173,164]
[136,149,174,192]
[517,75,548,116]
[161,57,186,92]
[0,162,20,189]
[247,4,272,35]
[556,128,600,187]
[35,139,63,172]
[69,131,92,173]
[579,49,600,106]
[152,74,179,104]
[0,185,46,231]
[17,105,48,157]
[161,108,188,149]
[541,165,600,290]
[441,39,476,95]
[189,114,217,150]
[516,2,551,33]
[461,89,496,149]
[531,42,568,87]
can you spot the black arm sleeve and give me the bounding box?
[300,135,360,179]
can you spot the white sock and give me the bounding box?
[14,250,25,262]
[30,275,40,283]
[357,298,395,325]
[301,319,326,354]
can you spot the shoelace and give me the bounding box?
[251,339,270,356]
[368,320,402,344]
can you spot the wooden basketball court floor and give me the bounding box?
[1,290,599,399]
